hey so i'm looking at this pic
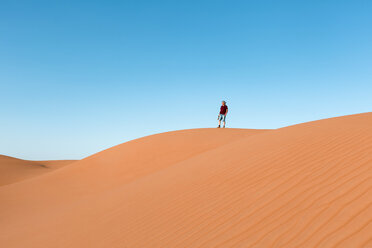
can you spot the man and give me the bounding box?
[218,101,228,128]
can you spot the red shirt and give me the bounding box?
[220,105,228,115]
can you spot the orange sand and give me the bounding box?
[1,113,372,247]
[0,155,76,186]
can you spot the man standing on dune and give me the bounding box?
[218,101,228,128]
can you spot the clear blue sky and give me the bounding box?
[1,0,371,160]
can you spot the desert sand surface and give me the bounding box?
[1,113,372,247]
[0,155,76,186]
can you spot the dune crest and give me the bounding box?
[1,113,372,247]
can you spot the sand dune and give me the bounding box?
[1,113,372,247]
[0,155,76,186]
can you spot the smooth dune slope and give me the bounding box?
[1,114,372,247]
[0,155,75,186]
[0,129,265,205]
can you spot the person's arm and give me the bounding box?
[225,107,228,115]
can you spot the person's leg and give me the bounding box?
[223,115,226,128]
[218,115,221,127]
